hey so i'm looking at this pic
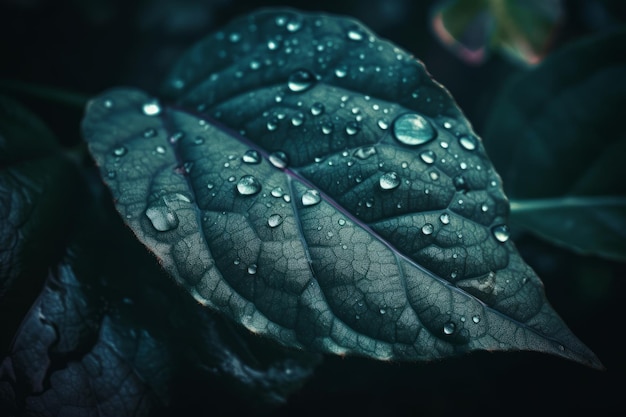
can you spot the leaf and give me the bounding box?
[0,95,81,353]
[483,27,626,262]
[82,8,601,368]
[430,0,564,66]
[0,174,320,417]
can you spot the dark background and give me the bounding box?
[1,0,625,416]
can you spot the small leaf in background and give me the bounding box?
[431,0,564,66]
[82,9,601,368]
[483,27,626,262]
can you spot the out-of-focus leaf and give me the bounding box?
[0,95,81,353]
[82,8,601,368]
[483,27,626,262]
[431,0,564,66]
[0,171,321,417]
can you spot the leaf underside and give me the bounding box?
[81,8,601,368]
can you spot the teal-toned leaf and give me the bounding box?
[82,8,601,368]
[483,27,626,262]
[0,95,81,352]
[431,0,564,66]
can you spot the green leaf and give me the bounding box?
[82,8,601,368]
[483,27,626,262]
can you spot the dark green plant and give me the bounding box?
[1,4,624,417]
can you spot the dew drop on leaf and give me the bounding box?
[419,150,436,165]
[379,171,400,190]
[439,213,450,225]
[143,128,157,138]
[288,69,316,92]
[247,264,258,275]
[145,205,179,232]
[269,151,289,169]
[492,225,511,242]
[345,121,361,135]
[459,135,477,151]
[353,146,376,160]
[443,322,456,335]
[242,149,261,164]
[268,214,283,228]
[142,100,162,116]
[112,146,127,157]
[392,113,436,146]
[421,223,434,235]
[334,66,348,78]
[347,26,365,41]
[271,186,285,198]
[302,189,321,206]
[310,102,324,116]
[236,175,262,195]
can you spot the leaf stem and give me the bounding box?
[0,79,90,109]
[509,196,626,213]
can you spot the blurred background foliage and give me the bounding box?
[1,0,625,415]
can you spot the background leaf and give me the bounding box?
[82,8,600,368]
[483,27,626,262]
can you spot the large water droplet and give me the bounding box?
[379,172,400,190]
[302,189,321,206]
[459,135,477,151]
[236,175,262,195]
[242,149,261,164]
[288,69,316,92]
[419,150,436,164]
[443,322,456,335]
[392,113,436,146]
[269,151,288,169]
[353,146,376,160]
[421,223,434,235]
[142,100,161,116]
[268,214,283,228]
[145,205,178,232]
[492,225,510,242]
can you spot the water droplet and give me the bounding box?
[350,147,375,161]
[379,308,386,315]
[345,121,360,135]
[193,136,205,145]
[169,132,184,144]
[443,322,456,335]
[291,112,304,126]
[267,39,280,50]
[286,19,302,32]
[271,187,285,198]
[419,150,436,164]
[269,151,288,169]
[268,214,283,228]
[429,171,439,181]
[379,171,400,190]
[492,225,510,243]
[103,99,113,108]
[266,117,278,131]
[459,135,477,151]
[481,203,489,212]
[393,113,436,146]
[236,175,262,195]
[377,119,389,130]
[288,69,316,92]
[247,264,257,275]
[321,122,333,135]
[142,100,161,116]
[453,175,469,191]
[310,102,324,116]
[242,149,261,164]
[334,66,348,78]
[143,128,157,138]
[145,205,178,232]
[106,170,116,179]
[155,146,166,154]
[302,189,321,206]
[439,213,450,225]
[421,223,434,235]
[338,218,346,226]
[347,26,365,41]
[472,315,481,324]
[112,146,127,157]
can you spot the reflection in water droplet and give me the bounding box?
[242,149,261,164]
[393,113,436,146]
[236,175,262,195]
[354,146,376,160]
[268,214,283,228]
[443,322,456,335]
[492,225,510,242]
[269,151,288,169]
[310,102,324,116]
[459,135,477,151]
[145,205,179,232]
[142,100,161,116]
[288,69,316,92]
[302,189,321,206]
[112,146,127,157]
[421,223,434,235]
[379,172,400,190]
[419,150,436,164]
